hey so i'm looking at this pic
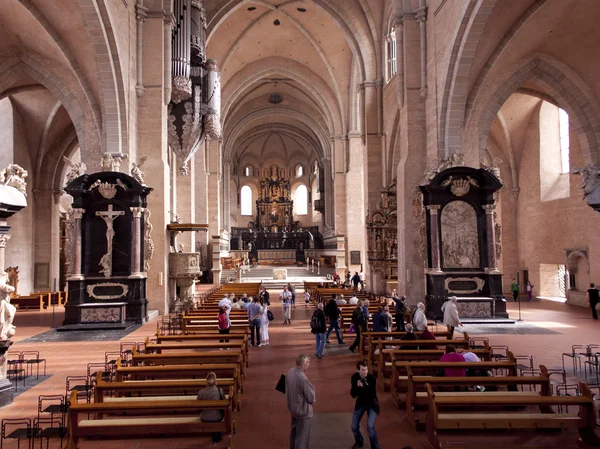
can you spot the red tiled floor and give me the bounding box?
[0,295,599,448]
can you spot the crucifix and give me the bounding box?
[96,204,125,278]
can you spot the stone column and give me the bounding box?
[135,2,148,97]
[427,205,442,273]
[416,5,428,98]
[130,207,145,277]
[322,157,333,228]
[0,233,10,274]
[69,208,85,280]
[483,204,499,273]
[223,160,231,232]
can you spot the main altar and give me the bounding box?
[257,168,293,233]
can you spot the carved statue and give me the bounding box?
[482,156,503,182]
[143,209,154,272]
[101,153,115,171]
[0,274,16,340]
[4,267,18,298]
[131,156,148,185]
[573,163,600,198]
[63,157,87,184]
[0,164,28,196]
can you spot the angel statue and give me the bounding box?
[0,164,28,196]
[0,273,16,340]
[131,156,148,185]
[63,157,87,184]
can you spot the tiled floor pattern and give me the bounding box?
[0,295,599,448]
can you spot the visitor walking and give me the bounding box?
[511,279,520,302]
[526,281,534,302]
[442,296,461,339]
[281,286,292,325]
[412,302,427,331]
[348,300,366,353]
[350,360,380,449]
[324,296,345,344]
[286,354,316,449]
[260,297,270,345]
[304,290,311,307]
[247,296,263,347]
[288,282,297,309]
[311,303,327,359]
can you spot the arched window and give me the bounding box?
[241,185,253,216]
[539,102,570,201]
[296,165,303,177]
[559,108,570,174]
[295,185,308,215]
[244,166,250,177]
[386,31,397,82]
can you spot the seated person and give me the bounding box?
[439,345,466,377]
[197,372,226,444]
[418,328,437,349]
[230,297,242,309]
[348,294,359,305]
[336,295,347,305]
[400,324,419,350]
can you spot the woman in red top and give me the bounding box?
[439,344,466,377]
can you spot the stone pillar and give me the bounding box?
[223,160,231,232]
[322,157,334,228]
[130,207,144,277]
[427,205,442,273]
[211,235,222,284]
[69,208,85,280]
[0,233,10,273]
[483,204,499,273]
[416,5,428,98]
[135,2,148,97]
[177,154,195,251]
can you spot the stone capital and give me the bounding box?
[130,207,145,218]
[71,208,85,220]
[135,4,148,22]
[426,205,441,213]
[482,204,496,213]
[0,235,10,248]
[415,6,428,22]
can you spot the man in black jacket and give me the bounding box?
[348,301,365,353]
[324,296,345,344]
[311,303,327,359]
[391,291,407,331]
[350,360,380,449]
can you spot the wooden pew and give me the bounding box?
[145,336,248,367]
[406,365,551,427]
[376,347,492,389]
[425,381,600,449]
[182,320,249,334]
[94,372,241,426]
[11,293,44,310]
[390,355,518,406]
[361,330,454,357]
[67,391,234,449]
[156,329,248,345]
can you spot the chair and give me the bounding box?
[583,344,600,382]
[33,416,67,449]
[87,362,112,384]
[1,418,32,449]
[514,355,534,375]
[65,376,92,404]
[22,351,46,380]
[562,344,588,375]
[120,342,137,365]
[7,354,26,391]
[555,383,580,413]
[469,337,489,350]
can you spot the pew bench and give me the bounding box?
[405,365,551,427]
[143,337,248,367]
[361,330,455,357]
[11,294,44,310]
[425,382,600,449]
[67,392,234,449]
[390,357,517,406]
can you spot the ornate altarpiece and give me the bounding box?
[256,166,293,233]
[63,170,153,326]
[419,166,507,319]
[366,181,398,281]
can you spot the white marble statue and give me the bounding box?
[0,274,16,340]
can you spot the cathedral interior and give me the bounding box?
[1,0,600,448]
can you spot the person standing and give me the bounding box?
[247,296,263,347]
[260,297,270,345]
[587,283,599,320]
[288,282,297,309]
[281,286,292,325]
[412,302,427,331]
[259,286,271,306]
[352,272,360,290]
[382,305,394,335]
[442,296,461,339]
[391,292,407,332]
[349,300,366,353]
[511,279,520,302]
[311,303,327,359]
[304,290,311,308]
[218,294,232,318]
[372,306,387,333]
[324,296,345,344]
[526,281,534,302]
[286,354,316,449]
[359,270,366,291]
[217,306,230,343]
[350,360,380,449]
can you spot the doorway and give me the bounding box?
[539,264,566,298]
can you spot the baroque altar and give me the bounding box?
[257,166,293,233]
[62,162,153,328]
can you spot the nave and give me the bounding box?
[0,293,598,448]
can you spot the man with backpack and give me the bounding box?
[310,303,327,359]
[324,296,345,345]
[348,300,366,353]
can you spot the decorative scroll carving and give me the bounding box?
[63,157,87,184]
[0,164,28,196]
[573,163,600,198]
[143,209,154,272]
[412,189,427,265]
[493,211,502,261]
[440,176,479,197]
[441,201,480,268]
[88,179,127,199]
[423,152,465,184]
[171,75,192,104]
